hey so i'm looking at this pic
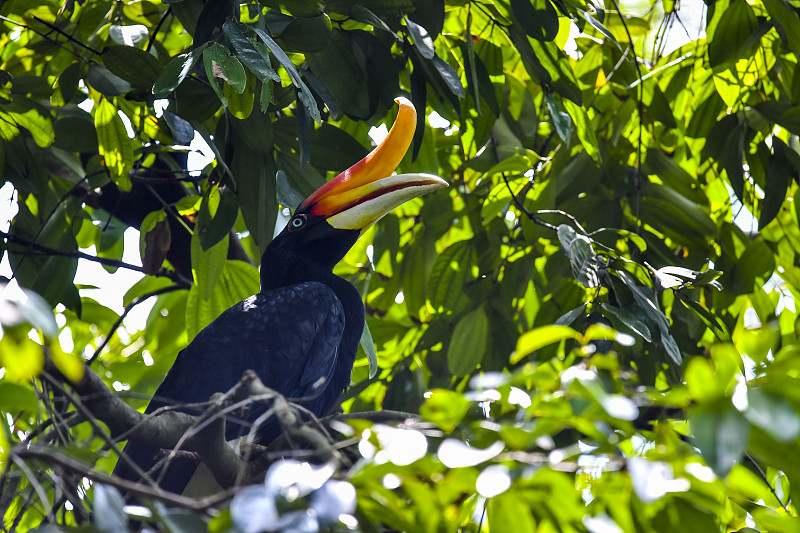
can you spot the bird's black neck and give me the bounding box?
[259,232,365,409]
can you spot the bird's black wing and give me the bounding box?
[113,281,346,495]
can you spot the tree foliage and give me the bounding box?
[1,0,800,531]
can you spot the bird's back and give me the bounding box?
[113,281,349,494]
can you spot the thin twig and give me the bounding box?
[0,231,191,287]
[39,368,161,490]
[534,209,589,235]
[145,7,172,53]
[744,453,790,514]
[0,15,91,61]
[607,0,645,231]
[11,445,237,514]
[499,173,558,230]
[31,15,102,55]
[87,284,184,366]
[10,455,53,523]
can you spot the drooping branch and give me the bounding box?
[0,231,192,287]
[0,230,192,287]
[40,357,419,498]
[10,445,237,514]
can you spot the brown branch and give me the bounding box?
[45,358,255,490]
[42,355,423,498]
[0,231,192,287]
[10,445,237,514]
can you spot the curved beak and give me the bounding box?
[298,97,448,231]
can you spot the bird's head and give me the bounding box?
[263,97,447,279]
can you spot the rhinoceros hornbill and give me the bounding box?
[113,97,446,495]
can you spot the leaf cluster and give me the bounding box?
[2,0,800,531]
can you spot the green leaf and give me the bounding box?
[419,389,471,432]
[152,44,209,95]
[513,325,579,363]
[196,186,238,251]
[557,225,600,288]
[309,124,369,171]
[427,240,476,310]
[204,42,247,99]
[600,303,652,342]
[94,98,133,191]
[360,321,378,379]
[578,10,622,50]
[306,29,372,119]
[708,0,758,68]
[186,260,259,340]
[615,271,682,364]
[448,307,489,376]
[406,18,435,59]
[222,20,281,83]
[86,64,131,96]
[225,73,255,119]
[252,27,320,122]
[555,303,588,327]
[763,0,800,57]
[0,337,44,383]
[488,493,536,533]
[6,108,54,148]
[54,114,98,152]
[432,54,465,99]
[511,0,559,42]
[0,381,40,412]
[563,99,601,164]
[278,15,333,53]
[231,143,277,251]
[545,92,572,142]
[691,408,749,477]
[760,137,792,227]
[93,485,127,533]
[745,388,800,442]
[732,238,776,294]
[191,228,229,302]
[101,45,162,92]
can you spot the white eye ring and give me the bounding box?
[289,214,307,230]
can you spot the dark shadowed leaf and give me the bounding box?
[511,0,559,41]
[93,485,127,533]
[691,408,749,478]
[101,45,162,91]
[223,21,281,83]
[708,0,758,67]
[406,18,435,59]
[745,388,800,442]
[86,64,131,96]
[153,44,209,95]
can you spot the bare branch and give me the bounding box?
[10,445,237,514]
[0,231,192,287]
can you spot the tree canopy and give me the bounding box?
[2,0,800,531]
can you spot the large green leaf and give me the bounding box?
[447,306,489,376]
[510,0,559,42]
[708,0,759,68]
[101,45,162,92]
[94,98,133,190]
[427,240,476,310]
[690,407,749,477]
[306,30,372,119]
[152,44,209,95]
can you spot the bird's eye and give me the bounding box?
[289,214,307,230]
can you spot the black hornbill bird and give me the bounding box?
[113,98,446,495]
